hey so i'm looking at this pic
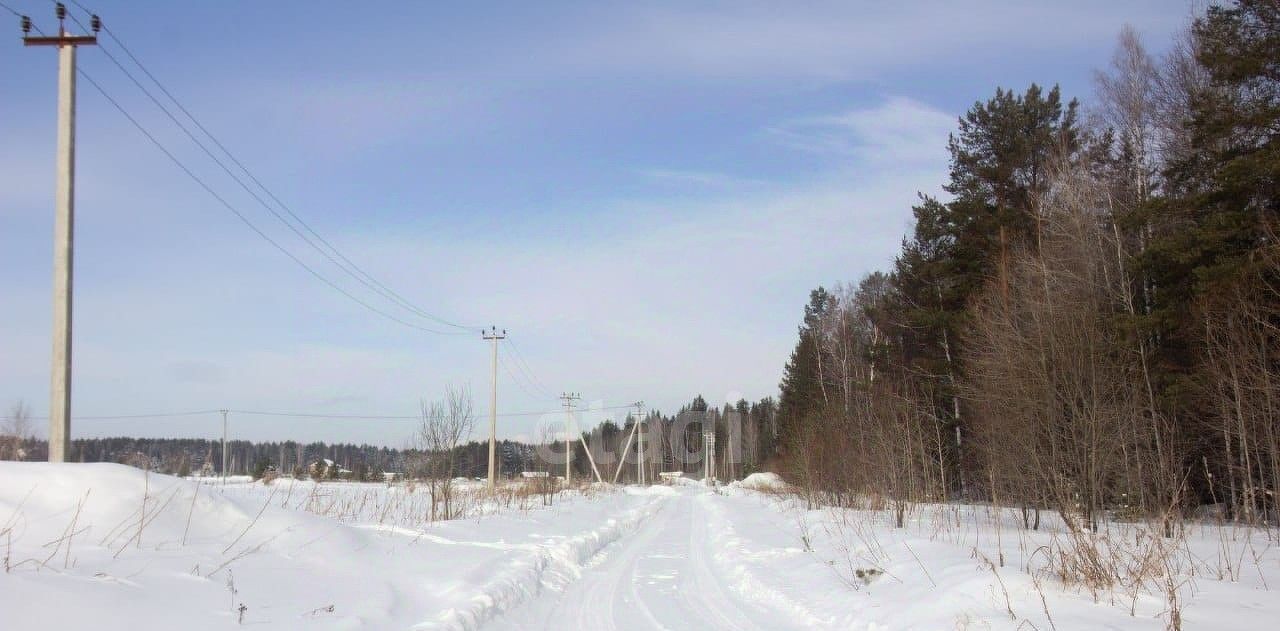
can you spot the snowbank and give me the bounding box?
[0,462,668,630]
[734,472,786,491]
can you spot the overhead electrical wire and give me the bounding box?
[58,3,478,336]
[497,345,552,402]
[74,69,467,335]
[2,409,219,421]
[503,337,557,399]
[1,404,641,423]
[229,404,640,419]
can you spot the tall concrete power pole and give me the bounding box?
[704,429,716,485]
[23,5,100,463]
[634,401,645,485]
[483,327,506,488]
[220,409,229,481]
[559,392,579,484]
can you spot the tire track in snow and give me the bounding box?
[415,494,667,631]
[680,493,769,631]
[489,489,780,631]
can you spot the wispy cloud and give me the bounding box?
[529,1,1182,82]
[766,97,954,168]
[636,168,765,189]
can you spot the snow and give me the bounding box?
[2,462,1277,630]
[0,463,663,630]
[621,484,678,497]
[734,472,786,491]
[712,486,1280,630]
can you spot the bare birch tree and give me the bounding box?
[416,386,477,521]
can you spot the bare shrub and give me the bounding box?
[1,402,33,461]
[412,386,477,522]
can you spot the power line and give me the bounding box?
[497,348,540,400]
[503,337,556,399]
[0,1,22,18]
[72,69,465,336]
[229,404,639,420]
[497,344,550,401]
[1,404,640,423]
[61,3,479,335]
[504,337,550,396]
[2,409,219,421]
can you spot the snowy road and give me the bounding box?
[489,487,829,631]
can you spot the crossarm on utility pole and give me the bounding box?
[23,35,97,46]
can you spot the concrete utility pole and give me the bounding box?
[23,5,100,463]
[634,401,645,485]
[608,401,646,485]
[482,327,506,488]
[611,412,637,485]
[559,393,580,484]
[220,409,229,481]
[704,429,716,485]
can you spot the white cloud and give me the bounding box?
[766,96,955,167]
[528,1,1182,82]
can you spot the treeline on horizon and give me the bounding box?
[0,392,782,482]
[772,1,1279,529]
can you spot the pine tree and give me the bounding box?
[1140,0,1280,408]
[777,287,835,449]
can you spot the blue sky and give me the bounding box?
[0,1,1186,446]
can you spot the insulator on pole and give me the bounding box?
[21,15,31,34]
[55,3,66,21]
[91,15,101,33]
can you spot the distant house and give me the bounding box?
[309,458,352,479]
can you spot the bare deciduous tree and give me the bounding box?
[1199,271,1280,524]
[414,386,477,521]
[964,158,1149,533]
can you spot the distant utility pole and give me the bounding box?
[704,429,716,484]
[559,393,580,484]
[634,401,646,485]
[609,400,646,485]
[220,409,229,481]
[23,4,100,463]
[483,326,506,488]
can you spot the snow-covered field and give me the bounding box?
[1,462,1276,629]
[733,486,1280,630]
